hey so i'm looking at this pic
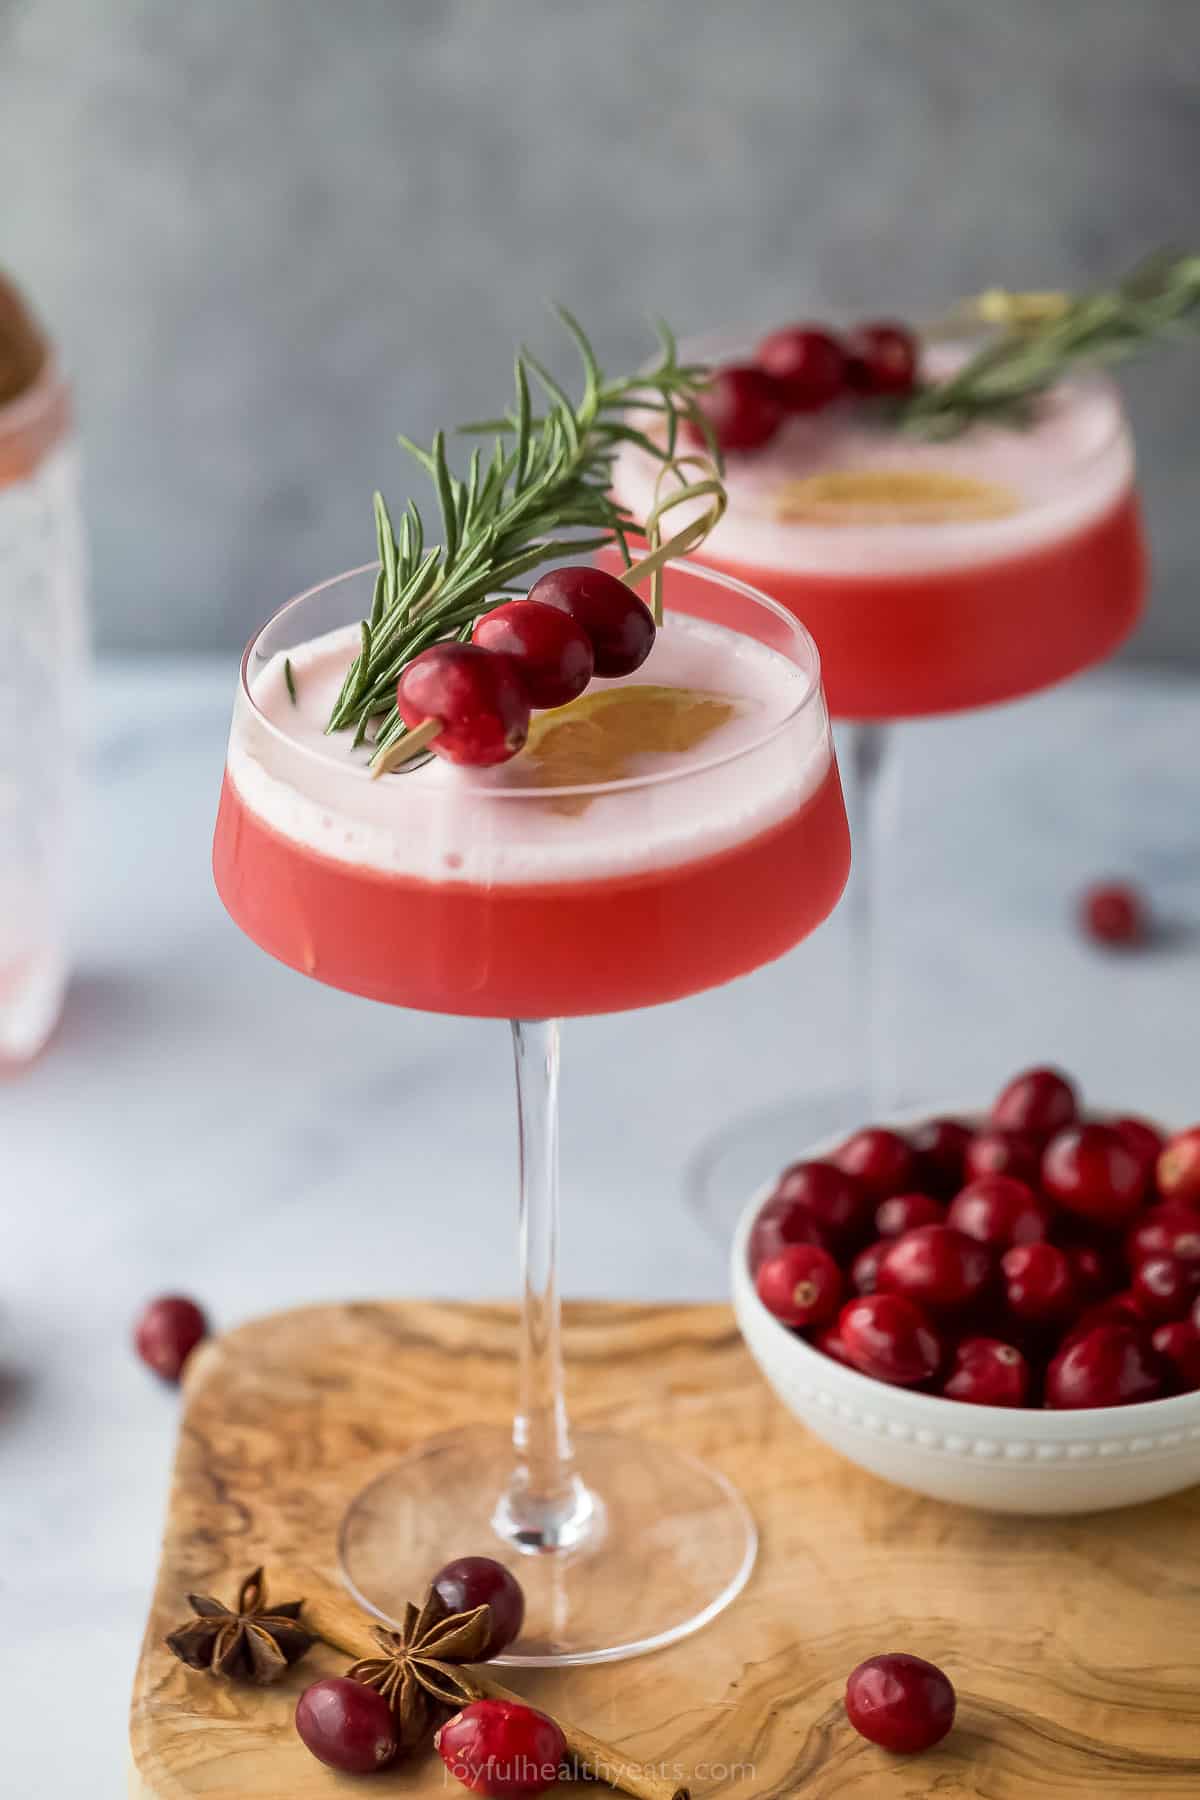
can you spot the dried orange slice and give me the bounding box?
[772,468,1018,524]
[515,684,738,810]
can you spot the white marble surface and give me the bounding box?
[2,656,1199,1796]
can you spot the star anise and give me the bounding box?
[165,1567,315,1686]
[346,1589,491,1751]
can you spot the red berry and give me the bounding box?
[1151,1321,1200,1392]
[748,1194,835,1275]
[527,566,655,678]
[834,1128,917,1202]
[694,362,785,451]
[963,1128,1041,1188]
[1001,1242,1075,1325]
[397,644,530,767]
[1041,1123,1146,1227]
[771,1159,872,1246]
[1112,1115,1166,1177]
[295,1677,397,1774]
[472,600,593,710]
[1085,882,1145,942]
[813,1322,856,1367]
[755,325,847,412]
[844,322,919,396]
[838,1294,942,1386]
[851,1239,890,1297]
[943,1337,1031,1408]
[134,1295,209,1383]
[1045,1325,1164,1409]
[756,1243,843,1328]
[908,1117,972,1197]
[1158,1127,1200,1209]
[436,1699,565,1798]
[844,1653,956,1754]
[1061,1293,1148,1349]
[947,1175,1049,1250]
[1126,1205,1200,1270]
[431,1557,525,1660]
[878,1225,993,1313]
[991,1066,1078,1141]
[1063,1241,1119,1303]
[876,1192,945,1238]
[1080,880,1146,946]
[1132,1256,1198,1324]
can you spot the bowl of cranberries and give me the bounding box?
[732,1068,1200,1513]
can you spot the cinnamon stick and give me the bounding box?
[281,1566,690,1800]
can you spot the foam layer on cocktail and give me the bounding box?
[228,612,830,887]
[613,349,1134,576]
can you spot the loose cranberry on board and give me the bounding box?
[134,1295,209,1383]
[295,1677,398,1774]
[844,1653,956,1753]
[1079,880,1147,947]
[431,1557,526,1660]
[435,1699,566,1798]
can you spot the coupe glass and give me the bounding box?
[614,327,1146,1244]
[213,557,849,1664]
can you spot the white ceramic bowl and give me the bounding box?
[731,1106,1200,1514]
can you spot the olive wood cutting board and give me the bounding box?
[129,1299,1200,1797]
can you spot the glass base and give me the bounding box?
[338,1425,756,1666]
[684,1088,869,1252]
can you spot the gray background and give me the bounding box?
[3,0,1199,658]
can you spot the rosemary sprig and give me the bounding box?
[901,249,1200,439]
[327,310,722,765]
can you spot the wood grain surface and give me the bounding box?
[128,1300,1200,1798]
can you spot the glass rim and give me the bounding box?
[0,354,69,442]
[238,555,827,802]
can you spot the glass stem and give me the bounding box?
[846,723,893,1116]
[493,1019,598,1554]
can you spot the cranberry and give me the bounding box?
[747,1195,834,1274]
[694,363,785,451]
[527,566,655,678]
[1151,1321,1200,1392]
[839,1294,941,1386]
[844,1653,955,1754]
[1061,1293,1148,1349]
[1045,1325,1164,1409]
[756,325,846,412]
[134,1295,209,1383]
[431,1557,525,1660]
[813,1322,857,1367]
[963,1128,1041,1187]
[295,1677,397,1774]
[435,1699,565,1798]
[1112,1115,1166,1177]
[834,1128,917,1202]
[397,644,529,766]
[771,1159,872,1246]
[947,1175,1049,1250]
[1126,1205,1200,1270]
[1042,1123,1146,1227]
[756,1243,843,1328]
[472,600,593,710]
[876,1193,945,1238]
[991,1066,1078,1141]
[1158,1127,1200,1210]
[943,1337,1031,1408]
[851,1239,890,1297]
[1063,1242,1118,1303]
[878,1225,993,1313]
[1132,1256,1198,1324]
[1080,880,1147,947]
[1001,1242,1075,1325]
[844,322,919,397]
[908,1117,972,1197]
